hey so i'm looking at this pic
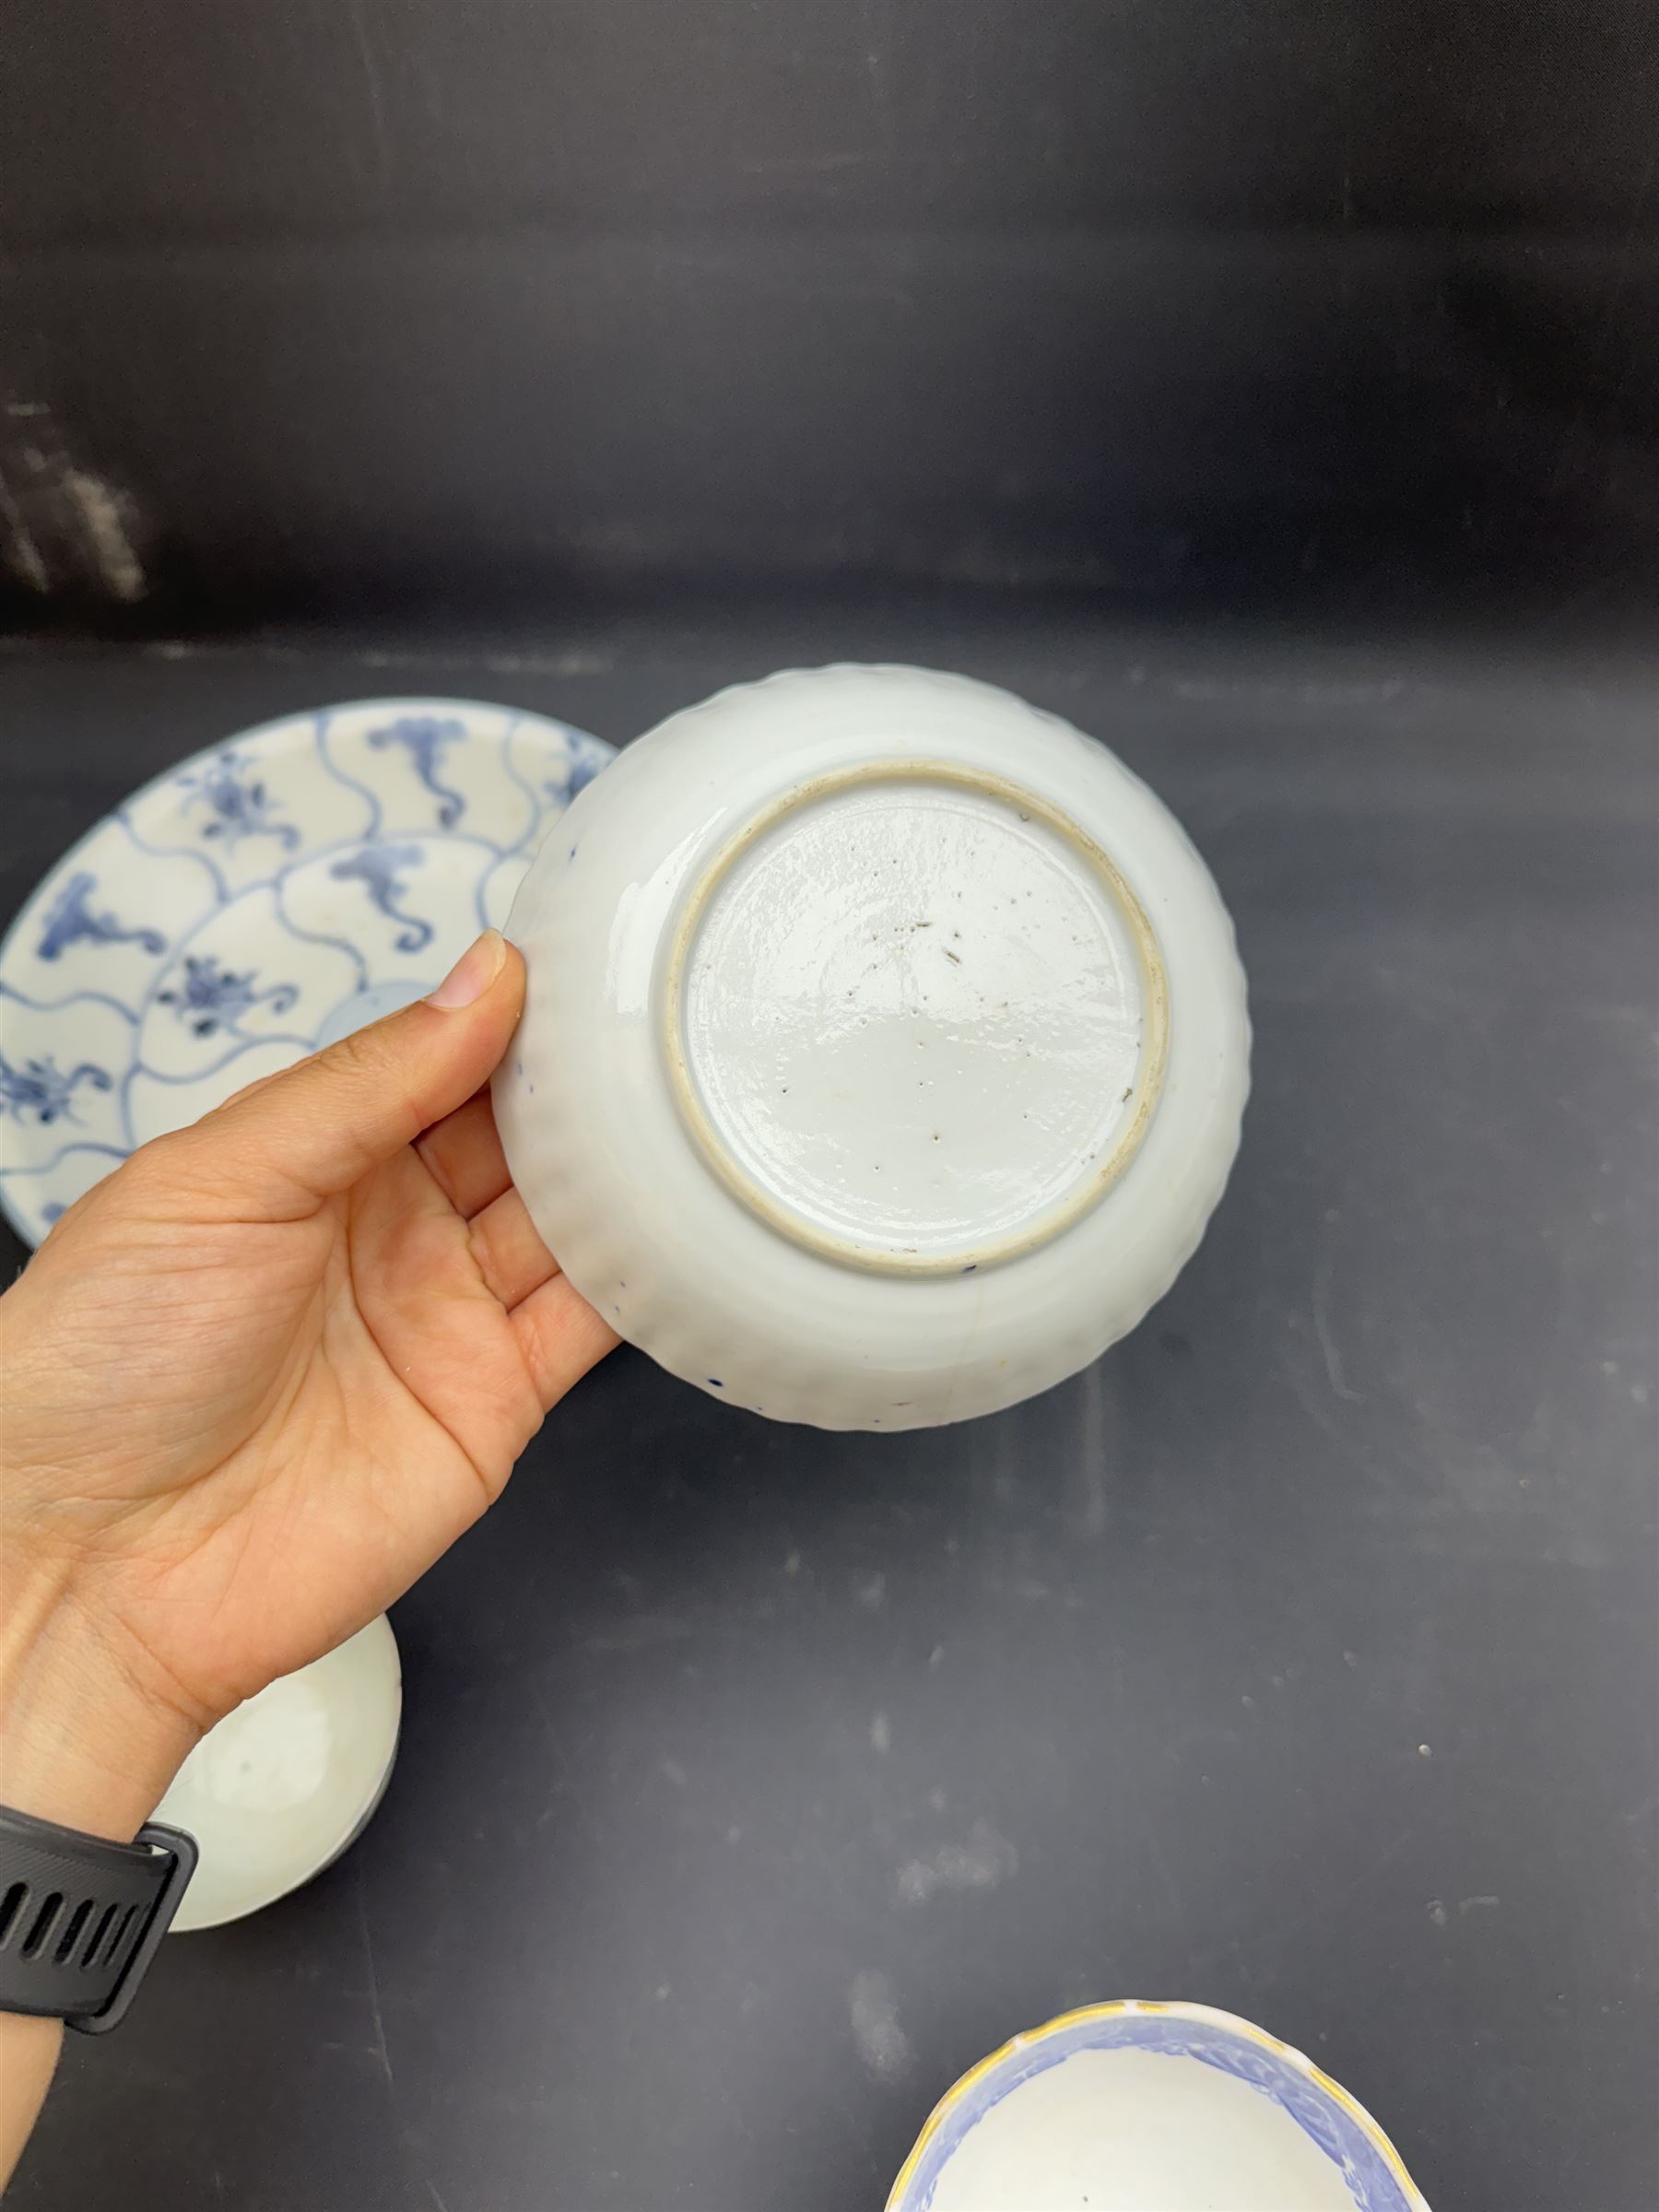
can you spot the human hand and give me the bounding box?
[0,930,615,1842]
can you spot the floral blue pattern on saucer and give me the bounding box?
[0,698,614,1247]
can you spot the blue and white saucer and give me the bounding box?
[0,698,614,1247]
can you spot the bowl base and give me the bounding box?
[666,760,1166,1276]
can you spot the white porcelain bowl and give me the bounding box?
[496,666,1249,1430]
[153,1618,401,1932]
[888,2001,1430,2212]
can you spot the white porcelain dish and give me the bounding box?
[888,2000,1430,2212]
[0,698,613,1246]
[496,665,1249,1430]
[153,1617,402,1932]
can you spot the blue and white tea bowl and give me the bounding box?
[888,1999,1429,2212]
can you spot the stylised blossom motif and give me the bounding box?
[177,750,301,850]
[0,1052,113,1126]
[157,955,300,1038]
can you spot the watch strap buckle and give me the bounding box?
[69,1821,199,2036]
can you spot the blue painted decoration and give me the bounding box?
[158,955,300,1038]
[545,731,612,807]
[369,714,469,828]
[329,844,433,953]
[177,750,302,851]
[900,2008,1416,2212]
[36,873,168,962]
[0,702,613,1246]
[0,1052,113,1126]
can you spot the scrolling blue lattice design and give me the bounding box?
[36,874,167,962]
[0,704,615,1251]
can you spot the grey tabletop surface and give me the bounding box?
[2,607,1655,2212]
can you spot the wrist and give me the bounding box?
[0,1563,199,1843]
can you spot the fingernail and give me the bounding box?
[427,929,506,1010]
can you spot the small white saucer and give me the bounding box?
[0,698,613,1245]
[154,1618,403,1933]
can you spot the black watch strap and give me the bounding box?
[0,1806,197,2035]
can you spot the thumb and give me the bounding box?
[176,931,525,1212]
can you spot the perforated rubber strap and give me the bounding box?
[0,1806,197,2034]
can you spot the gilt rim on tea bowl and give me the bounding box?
[886,1998,1430,2212]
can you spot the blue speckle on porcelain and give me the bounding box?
[0,700,615,1247]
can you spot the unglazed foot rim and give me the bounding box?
[662,759,1170,1277]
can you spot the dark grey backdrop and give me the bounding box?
[2,8,1657,2212]
[3,0,1658,621]
[3,617,1657,2212]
